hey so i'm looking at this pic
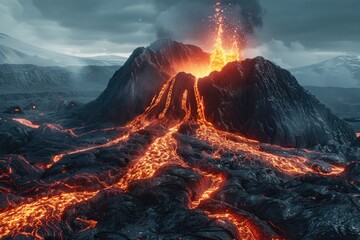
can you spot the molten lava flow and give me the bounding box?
[115,124,186,190]
[12,118,40,129]
[192,78,344,176]
[0,191,97,239]
[158,77,176,119]
[2,75,345,238]
[194,78,207,123]
[357,132,360,138]
[49,132,131,167]
[0,16,347,237]
[208,213,257,240]
[44,123,77,137]
[194,123,345,176]
[190,172,223,209]
[49,76,180,168]
[188,171,260,239]
[76,217,98,232]
[181,90,191,121]
[48,106,153,168]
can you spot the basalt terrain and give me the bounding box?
[0,40,360,240]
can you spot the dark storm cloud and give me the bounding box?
[152,0,262,46]
[1,0,359,61]
[19,0,157,46]
[20,0,263,49]
[259,0,360,48]
[31,0,155,32]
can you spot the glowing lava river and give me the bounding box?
[0,72,351,239]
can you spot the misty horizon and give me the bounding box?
[1,0,359,69]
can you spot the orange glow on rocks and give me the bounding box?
[356,132,360,137]
[190,172,224,209]
[12,118,40,129]
[115,124,187,191]
[76,217,98,232]
[0,4,348,238]
[208,213,257,240]
[192,78,344,176]
[0,74,346,238]
[0,191,97,239]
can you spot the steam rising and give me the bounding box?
[153,0,262,48]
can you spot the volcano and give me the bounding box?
[1,40,360,239]
[81,40,355,148]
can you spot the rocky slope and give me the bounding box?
[198,58,356,148]
[80,40,355,148]
[80,39,210,123]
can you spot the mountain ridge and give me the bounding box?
[0,33,126,67]
[291,55,360,87]
[0,64,119,93]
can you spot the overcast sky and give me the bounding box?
[1,0,359,68]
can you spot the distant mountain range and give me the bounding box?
[291,56,360,88]
[0,33,127,93]
[0,33,126,67]
[0,64,119,93]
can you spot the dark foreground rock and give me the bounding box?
[0,119,359,239]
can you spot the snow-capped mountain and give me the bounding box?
[0,33,126,66]
[290,55,360,87]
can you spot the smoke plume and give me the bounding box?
[153,0,263,48]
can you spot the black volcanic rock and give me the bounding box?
[79,39,209,124]
[353,136,360,147]
[198,57,356,148]
[0,121,32,154]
